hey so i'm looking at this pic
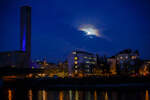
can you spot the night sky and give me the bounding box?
[1,0,150,63]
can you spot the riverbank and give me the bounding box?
[2,77,150,89]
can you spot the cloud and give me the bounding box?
[78,24,101,37]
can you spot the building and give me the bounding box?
[0,6,31,68]
[68,51,97,76]
[20,6,31,66]
[107,56,117,75]
[116,49,140,75]
[0,51,28,68]
[139,60,150,76]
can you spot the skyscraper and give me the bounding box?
[20,6,31,64]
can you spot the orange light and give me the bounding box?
[94,90,97,100]
[59,91,63,100]
[146,90,149,100]
[28,89,32,100]
[74,61,78,64]
[8,89,12,100]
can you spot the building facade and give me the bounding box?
[68,51,97,76]
[0,51,28,68]
[116,49,139,75]
[107,56,117,75]
[0,6,32,68]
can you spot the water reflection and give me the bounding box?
[145,90,149,100]
[59,91,63,100]
[2,88,150,100]
[94,90,97,100]
[28,89,32,100]
[75,90,79,100]
[104,91,108,100]
[38,90,47,100]
[8,89,12,100]
[69,90,72,100]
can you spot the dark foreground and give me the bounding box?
[1,77,150,100]
[2,77,150,89]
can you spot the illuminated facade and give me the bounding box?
[116,49,139,75]
[68,51,97,75]
[107,56,117,75]
[139,60,150,76]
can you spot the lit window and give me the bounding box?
[11,65,16,68]
[86,61,90,63]
[91,62,96,64]
[84,56,87,59]
[75,66,78,68]
[117,57,119,60]
[132,56,136,59]
[75,70,78,73]
[74,61,78,64]
[93,57,96,60]
[32,66,34,69]
[72,52,76,54]
[74,57,78,60]
[120,56,123,59]
[89,57,92,59]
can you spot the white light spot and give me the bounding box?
[78,24,101,37]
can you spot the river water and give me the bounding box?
[0,88,149,100]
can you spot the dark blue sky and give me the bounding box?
[1,0,150,62]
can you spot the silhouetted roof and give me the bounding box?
[118,49,132,54]
[115,49,139,56]
[0,51,26,55]
[74,51,94,55]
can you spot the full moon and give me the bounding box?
[78,24,101,37]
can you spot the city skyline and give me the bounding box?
[1,0,150,62]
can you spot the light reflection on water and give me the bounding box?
[8,89,12,100]
[3,88,150,100]
[28,89,32,100]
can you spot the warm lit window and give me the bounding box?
[74,57,78,60]
[132,56,136,59]
[75,70,78,73]
[74,61,78,64]
[120,56,123,59]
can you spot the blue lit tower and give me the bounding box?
[20,6,31,66]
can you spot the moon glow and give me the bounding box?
[78,24,101,38]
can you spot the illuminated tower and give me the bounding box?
[20,6,31,66]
